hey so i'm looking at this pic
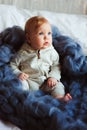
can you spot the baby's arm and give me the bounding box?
[10,50,25,76]
[48,49,61,82]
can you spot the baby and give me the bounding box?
[10,16,72,102]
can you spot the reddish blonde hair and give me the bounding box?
[25,16,49,34]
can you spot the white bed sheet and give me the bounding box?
[0,4,87,130]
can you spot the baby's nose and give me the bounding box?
[44,35,48,39]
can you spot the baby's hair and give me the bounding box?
[25,16,49,34]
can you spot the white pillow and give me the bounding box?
[0,5,26,31]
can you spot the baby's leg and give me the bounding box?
[40,81,65,98]
[40,81,72,102]
[51,82,65,100]
[52,82,72,102]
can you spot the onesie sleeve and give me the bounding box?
[48,49,61,81]
[10,50,24,76]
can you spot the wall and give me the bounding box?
[0,0,87,14]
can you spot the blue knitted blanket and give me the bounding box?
[0,26,87,130]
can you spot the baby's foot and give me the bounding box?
[64,93,72,102]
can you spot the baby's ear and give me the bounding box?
[26,33,31,44]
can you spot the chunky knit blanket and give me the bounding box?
[0,26,87,130]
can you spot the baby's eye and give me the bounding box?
[39,32,44,35]
[48,32,52,35]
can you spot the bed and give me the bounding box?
[0,0,87,130]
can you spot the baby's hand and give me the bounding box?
[18,73,29,81]
[47,77,58,87]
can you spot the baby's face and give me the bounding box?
[27,22,52,50]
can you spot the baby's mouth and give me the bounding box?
[44,42,49,45]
